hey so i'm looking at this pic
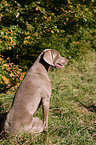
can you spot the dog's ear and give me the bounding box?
[43,50,55,66]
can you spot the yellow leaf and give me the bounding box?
[27,36,30,39]
[51,30,54,33]
[66,18,69,21]
[2,76,9,84]
[22,72,26,75]
[20,72,26,80]
[24,40,27,43]
[69,5,72,7]
[8,91,11,94]
[4,64,8,67]
[36,6,39,11]
[10,73,14,77]
[61,8,64,11]
[51,13,55,16]
[9,47,11,50]
[68,0,72,4]
[44,16,47,19]
[7,57,10,60]
[64,22,66,25]
[17,83,20,87]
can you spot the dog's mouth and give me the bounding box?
[56,63,65,69]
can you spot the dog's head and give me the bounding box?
[43,49,69,69]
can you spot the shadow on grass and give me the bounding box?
[0,101,8,140]
[0,102,7,133]
[77,100,96,113]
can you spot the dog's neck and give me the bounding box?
[39,53,51,72]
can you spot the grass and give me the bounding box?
[0,50,96,144]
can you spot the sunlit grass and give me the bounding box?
[0,50,96,144]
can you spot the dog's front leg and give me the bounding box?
[42,97,49,131]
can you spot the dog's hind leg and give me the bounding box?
[30,117,44,133]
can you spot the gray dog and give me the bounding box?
[4,49,68,133]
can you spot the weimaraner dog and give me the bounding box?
[4,49,68,134]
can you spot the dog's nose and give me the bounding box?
[66,59,69,62]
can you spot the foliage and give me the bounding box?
[0,0,95,91]
[0,55,26,93]
[0,0,95,60]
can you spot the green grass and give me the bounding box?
[0,50,96,145]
